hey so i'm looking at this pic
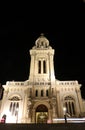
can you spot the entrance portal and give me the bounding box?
[36,104,48,123]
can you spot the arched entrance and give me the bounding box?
[36,104,48,123]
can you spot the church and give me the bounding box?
[0,34,85,123]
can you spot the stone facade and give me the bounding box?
[0,34,85,123]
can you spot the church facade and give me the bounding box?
[0,34,85,123]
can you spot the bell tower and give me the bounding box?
[29,34,56,85]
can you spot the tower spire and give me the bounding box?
[40,33,44,37]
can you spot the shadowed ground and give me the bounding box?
[0,123,85,130]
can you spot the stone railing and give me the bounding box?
[56,80,78,86]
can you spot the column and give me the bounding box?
[32,109,35,123]
[22,90,28,123]
[49,53,55,81]
[76,88,84,113]
[56,90,61,117]
[0,89,9,117]
[29,53,35,80]
[48,109,52,123]
[41,60,43,74]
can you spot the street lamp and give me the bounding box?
[63,107,67,123]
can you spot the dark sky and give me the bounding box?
[0,1,85,98]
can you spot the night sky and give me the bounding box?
[0,1,85,98]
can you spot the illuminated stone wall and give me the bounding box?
[0,34,85,123]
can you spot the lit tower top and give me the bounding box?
[33,33,52,49]
[29,33,55,84]
[35,33,49,48]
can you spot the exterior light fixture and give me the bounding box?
[63,107,67,123]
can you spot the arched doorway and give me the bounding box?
[36,104,48,123]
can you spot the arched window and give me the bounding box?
[46,90,48,96]
[38,60,41,73]
[63,96,76,117]
[10,102,19,116]
[36,90,38,97]
[9,96,20,116]
[43,60,46,73]
[72,102,75,115]
[38,59,47,74]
